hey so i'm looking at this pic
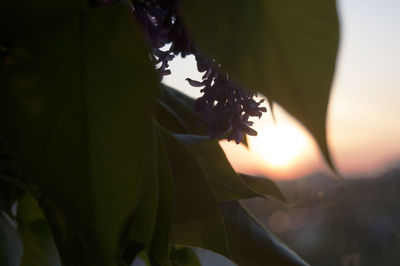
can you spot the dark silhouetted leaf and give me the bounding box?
[129,128,158,250]
[158,127,231,258]
[220,201,308,266]
[181,0,339,172]
[175,135,260,201]
[39,196,102,266]
[156,85,207,135]
[0,3,158,265]
[16,193,61,266]
[156,100,191,134]
[147,128,175,266]
[240,174,286,202]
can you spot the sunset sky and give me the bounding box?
[163,0,400,179]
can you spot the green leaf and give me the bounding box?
[170,246,201,266]
[171,134,286,202]
[181,0,339,172]
[158,127,231,258]
[158,131,301,266]
[0,213,22,266]
[220,201,308,266]
[128,128,158,250]
[147,128,175,266]
[16,193,61,266]
[30,204,69,264]
[240,174,286,202]
[40,196,115,266]
[127,127,176,266]
[156,85,207,135]
[175,135,260,201]
[0,3,158,265]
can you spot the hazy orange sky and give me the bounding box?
[162,0,400,179]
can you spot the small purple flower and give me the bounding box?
[186,52,266,143]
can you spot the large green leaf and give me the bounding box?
[174,134,285,201]
[128,127,158,250]
[0,3,158,265]
[175,135,261,201]
[158,127,231,259]
[158,130,302,265]
[240,174,286,202]
[147,128,175,266]
[127,126,175,266]
[16,193,61,266]
[156,85,207,135]
[0,213,22,266]
[181,0,339,171]
[220,201,308,266]
[39,198,96,266]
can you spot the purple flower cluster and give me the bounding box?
[132,0,193,79]
[131,0,267,143]
[187,63,266,144]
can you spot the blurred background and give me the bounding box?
[160,0,400,265]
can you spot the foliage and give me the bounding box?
[0,0,339,265]
[182,0,339,170]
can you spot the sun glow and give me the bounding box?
[249,122,309,168]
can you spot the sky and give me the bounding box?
[162,0,400,179]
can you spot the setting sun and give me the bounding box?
[249,122,309,168]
